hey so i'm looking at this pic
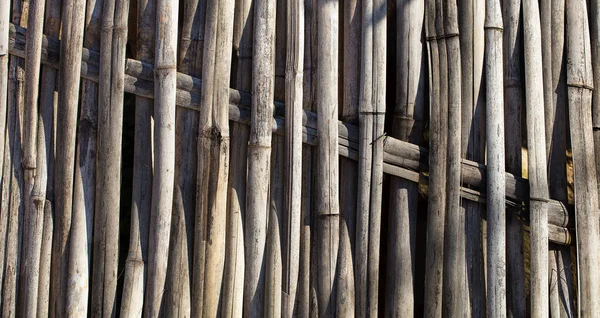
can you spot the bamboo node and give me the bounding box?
[566,82,594,90]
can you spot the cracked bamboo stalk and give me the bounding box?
[566,0,600,315]
[523,0,550,315]
[144,0,178,314]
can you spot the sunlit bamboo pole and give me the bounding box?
[0,0,9,307]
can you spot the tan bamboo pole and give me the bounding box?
[502,0,525,316]
[337,0,358,315]
[484,0,506,315]
[143,0,178,314]
[66,0,101,315]
[0,0,9,307]
[566,0,600,315]
[37,201,53,317]
[423,0,447,314]
[241,0,276,314]
[386,0,425,315]
[50,0,87,311]
[163,0,204,315]
[119,0,154,313]
[283,0,303,314]
[523,0,550,316]
[442,0,464,314]
[221,0,250,315]
[92,0,129,314]
[315,0,339,315]
[190,0,234,315]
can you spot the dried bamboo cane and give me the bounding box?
[566,0,600,315]
[120,0,154,313]
[484,0,506,315]
[37,201,53,317]
[502,0,526,316]
[442,0,463,314]
[242,0,276,315]
[91,0,129,314]
[221,0,250,315]
[591,0,600,201]
[0,0,9,307]
[163,0,205,315]
[386,0,425,316]
[67,0,101,315]
[50,0,87,312]
[423,0,447,314]
[144,0,178,315]
[190,0,234,315]
[315,0,339,315]
[283,0,303,315]
[337,0,358,315]
[523,0,550,316]
[266,134,284,317]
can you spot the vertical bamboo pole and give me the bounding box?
[51,0,87,311]
[484,0,506,315]
[385,0,425,316]
[266,135,284,317]
[68,0,101,315]
[191,0,234,314]
[566,0,600,315]
[0,0,9,308]
[591,0,600,201]
[18,0,46,312]
[37,201,53,317]
[144,0,178,314]
[338,0,358,315]
[315,0,339,314]
[163,0,204,315]
[283,0,303,315]
[442,0,463,314]
[120,0,154,313]
[423,0,447,313]
[92,0,129,314]
[222,0,250,315]
[502,0,526,316]
[523,0,549,316]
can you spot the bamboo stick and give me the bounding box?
[0,0,10,305]
[190,0,234,315]
[283,0,303,314]
[315,0,339,315]
[163,0,204,315]
[566,0,600,315]
[119,0,154,313]
[67,0,101,315]
[484,0,506,315]
[266,134,284,317]
[386,0,425,315]
[221,0,250,315]
[591,0,600,202]
[337,0,358,315]
[91,0,129,314]
[37,201,53,317]
[523,0,550,316]
[442,0,464,314]
[502,0,526,316]
[423,0,447,314]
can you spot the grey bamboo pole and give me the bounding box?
[0,0,9,308]
[386,0,425,316]
[67,0,101,315]
[19,0,45,310]
[163,0,204,314]
[423,0,447,314]
[591,0,600,202]
[144,0,178,314]
[37,201,53,317]
[442,0,463,314]
[315,0,339,314]
[191,0,234,315]
[242,0,276,314]
[523,0,550,316]
[266,134,284,317]
[502,0,525,316]
[50,0,87,311]
[566,0,600,315]
[283,0,303,314]
[92,0,129,314]
[484,0,506,315]
[222,0,250,315]
[119,0,154,313]
[338,0,358,315]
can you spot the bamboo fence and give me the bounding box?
[1,0,598,316]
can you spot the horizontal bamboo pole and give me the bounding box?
[8,23,575,243]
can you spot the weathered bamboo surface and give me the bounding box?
[4,0,600,316]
